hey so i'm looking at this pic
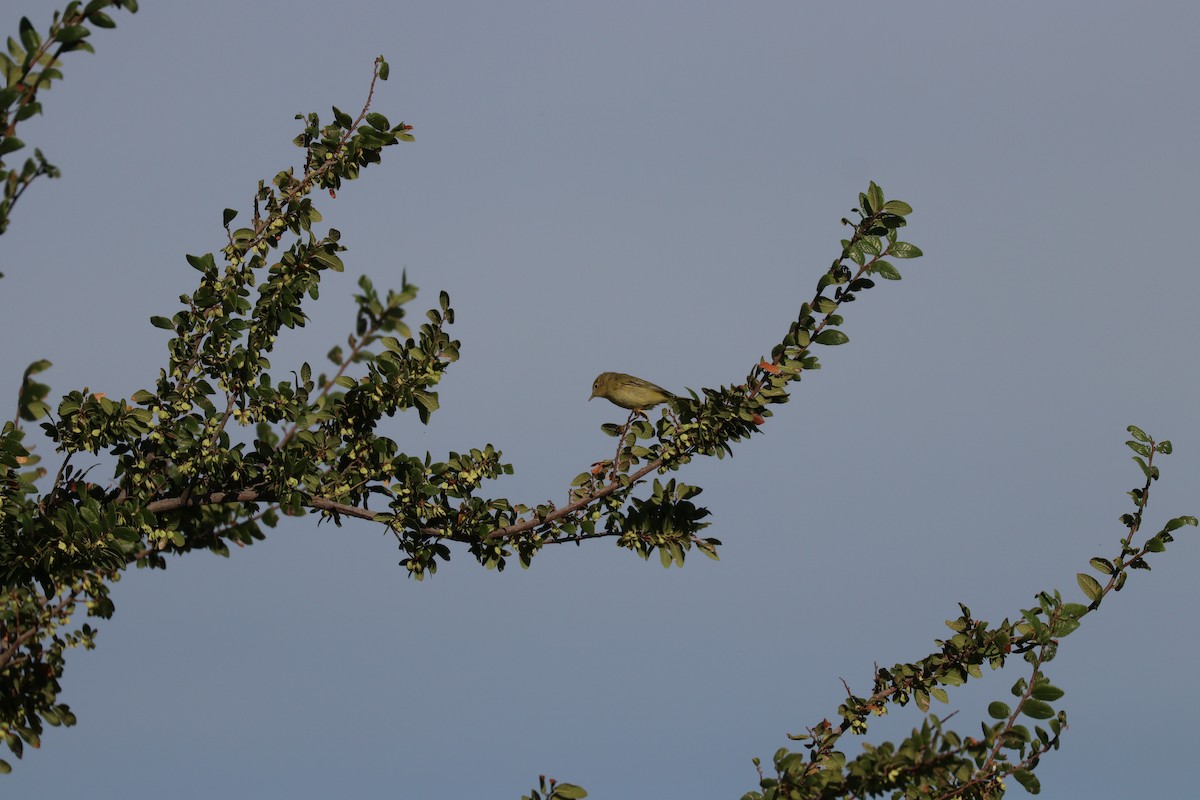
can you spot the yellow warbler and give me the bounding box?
[589,372,676,411]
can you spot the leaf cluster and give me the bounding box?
[0,1,139,244]
[0,126,923,767]
[740,427,1193,799]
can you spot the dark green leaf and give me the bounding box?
[18,17,40,56]
[553,783,588,799]
[1031,684,1064,701]
[1164,515,1197,531]
[1126,439,1150,456]
[1021,699,1055,720]
[22,358,50,376]
[88,11,117,28]
[1014,769,1041,794]
[1126,424,1150,442]
[113,526,141,542]
[987,701,1011,719]
[222,208,238,226]
[185,253,216,272]
[313,251,344,271]
[55,26,92,44]
[0,136,25,155]
[813,330,849,346]
[149,315,174,330]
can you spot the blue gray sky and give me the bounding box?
[2,1,1198,797]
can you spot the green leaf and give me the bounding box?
[987,701,1010,719]
[865,181,884,215]
[312,251,344,271]
[185,253,216,273]
[553,784,588,799]
[871,260,901,280]
[1076,572,1102,602]
[113,526,141,543]
[1014,769,1041,794]
[1126,439,1150,456]
[881,200,912,215]
[365,112,390,131]
[150,315,174,330]
[22,358,50,376]
[889,241,923,259]
[1164,515,1197,531]
[55,26,92,44]
[1126,424,1150,442]
[1021,699,1055,720]
[334,375,357,389]
[18,17,40,55]
[130,389,156,404]
[378,58,390,80]
[222,208,238,227]
[1031,684,1064,701]
[1088,557,1114,575]
[0,136,25,155]
[813,330,849,346]
[87,11,117,29]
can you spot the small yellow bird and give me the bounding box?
[589,371,676,412]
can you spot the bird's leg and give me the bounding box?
[609,411,639,475]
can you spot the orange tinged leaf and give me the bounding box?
[759,360,781,375]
